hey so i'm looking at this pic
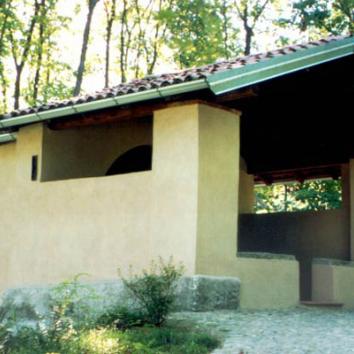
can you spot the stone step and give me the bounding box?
[300,301,344,308]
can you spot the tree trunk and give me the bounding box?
[104,23,112,88]
[14,65,23,110]
[12,0,40,109]
[73,0,100,96]
[104,0,116,88]
[119,0,128,83]
[144,0,168,75]
[221,0,229,59]
[43,51,51,103]
[33,0,46,103]
[235,0,271,56]
[244,25,253,55]
[284,184,288,212]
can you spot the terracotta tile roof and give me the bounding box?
[0,36,347,120]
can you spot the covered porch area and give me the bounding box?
[232,52,354,304]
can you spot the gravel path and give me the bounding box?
[172,308,354,354]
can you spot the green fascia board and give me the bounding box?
[72,99,117,113]
[0,79,207,130]
[159,79,209,96]
[116,89,161,105]
[207,37,354,95]
[0,133,16,144]
[38,106,77,120]
[0,107,76,128]
[0,113,40,128]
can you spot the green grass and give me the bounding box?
[120,324,221,354]
[5,322,222,354]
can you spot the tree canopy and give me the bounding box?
[0,0,352,112]
[255,180,342,213]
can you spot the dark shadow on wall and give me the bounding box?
[106,145,152,176]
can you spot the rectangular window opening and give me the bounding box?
[254,178,343,214]
[31,155,38,181]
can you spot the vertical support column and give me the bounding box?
[150,104,200,274]
[196,104,241,275]
[239,158,255,214]
[150,102,241,276]
[349,160,354,260]
[341,163,351,261]
[341,164,350,211]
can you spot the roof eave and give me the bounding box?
[0,36,353,145]
[207,36,354,95]
[0,79,208,144]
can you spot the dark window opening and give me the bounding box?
[106,145,152,176]
[31,155,38,181]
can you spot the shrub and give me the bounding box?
[0,274,99,354]
[49,273,98,332]
[120,257,184,326]
[0,300,46,354]
[2,325,56,354]
[0,304,11,352]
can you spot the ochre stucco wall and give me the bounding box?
[312,261,354,309]
[235,257,299,309]
[333,265,354,308]
[0,126,154,288]
[196,104,240,274]
[0,103,299,309]
[312,263,334,302]
[149,105,200,273]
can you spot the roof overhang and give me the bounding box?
[0,36,353,145]
[208,36,354,95]
[0,79,208,130]
[0,79,208,144]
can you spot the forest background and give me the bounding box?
[0,0,353,212]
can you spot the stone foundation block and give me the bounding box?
[175,275,240,311]
[0,275,241,328]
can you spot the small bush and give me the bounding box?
[2,325,57,354]
[49,273,98,331]
[120,257,184,326]
[0,302,11,351]
[0,274,99,354]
